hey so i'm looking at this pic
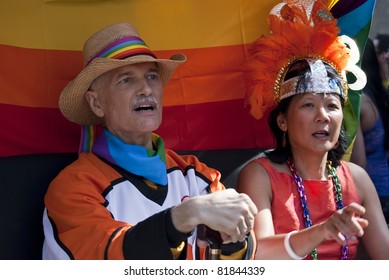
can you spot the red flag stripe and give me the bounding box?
[0,100,274,157]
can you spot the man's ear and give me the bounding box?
[276,113,287,132]
[85,90,104,118]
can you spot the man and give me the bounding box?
[42,22,257,260]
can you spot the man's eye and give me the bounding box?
[120,77,131,84]
[148,74,159,80]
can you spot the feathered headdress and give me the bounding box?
[244,0,366,119]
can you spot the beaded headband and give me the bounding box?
[244,0,366,119]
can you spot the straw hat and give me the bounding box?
[59,22,186,125]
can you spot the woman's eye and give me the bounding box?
[328,103,340,110]
[302,102,314,108]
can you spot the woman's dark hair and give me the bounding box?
[265,59,348,167]
[362,38,389,149]
[375,34,389,55]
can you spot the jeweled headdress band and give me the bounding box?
[278,58,347,102]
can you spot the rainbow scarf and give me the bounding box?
[91,128,168,186]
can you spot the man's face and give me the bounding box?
[86,62,164,142]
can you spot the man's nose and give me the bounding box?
[136,79,152,96]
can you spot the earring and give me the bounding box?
[282,131,287,148]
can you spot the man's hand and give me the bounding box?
[171,189,258,243]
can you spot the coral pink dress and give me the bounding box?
[254,157,361,260]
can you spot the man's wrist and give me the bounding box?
[170,197,200,234]
[165,208,192,247]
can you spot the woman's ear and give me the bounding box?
[277,113,287,132]
[85,90,104,118]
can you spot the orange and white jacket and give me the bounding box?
[42,150,254,260]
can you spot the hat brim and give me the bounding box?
[59,54,186,125]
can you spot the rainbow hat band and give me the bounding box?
[86,36,157,66]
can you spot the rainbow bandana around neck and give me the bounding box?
[91,128,168,186]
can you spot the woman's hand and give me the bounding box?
[321,202,369,245]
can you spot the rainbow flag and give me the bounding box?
[0,0,375,157]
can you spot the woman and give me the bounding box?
[351,38,389,224]
[375,34,389,91]
[238,0,389,260]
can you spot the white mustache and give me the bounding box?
[133,96,158,106]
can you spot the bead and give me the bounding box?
[287,158,348,260]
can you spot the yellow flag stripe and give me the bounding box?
[0,0,275,50]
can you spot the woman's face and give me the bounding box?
[278,93,343,156]
[384,50,389,67]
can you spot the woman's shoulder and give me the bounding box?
[237,156,273,200]
[343,160,368,177]
[341,160,369,182]
[239,156,288,183]
[242,156,273,173]
[342,160,374,200]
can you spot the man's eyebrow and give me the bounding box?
[147,66,159,73]
[116,71,135,78]
[116,67,158,78]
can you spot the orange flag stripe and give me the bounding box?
[1,44,249,108]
